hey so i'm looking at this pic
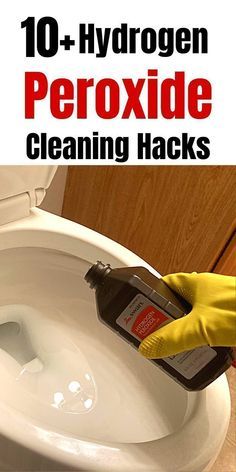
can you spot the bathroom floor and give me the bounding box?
[210,368,236,471]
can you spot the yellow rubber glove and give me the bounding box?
[139,272,236,359]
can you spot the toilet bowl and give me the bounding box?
[0,167,231,472]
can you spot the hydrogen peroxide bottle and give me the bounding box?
[84,261,233,391]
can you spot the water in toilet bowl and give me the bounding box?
[0,321,36,365]
[0,305,97,414]
[0,247,188,443]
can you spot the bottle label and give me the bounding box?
[116,293,217,379]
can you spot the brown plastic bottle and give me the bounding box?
[84,261,233,391]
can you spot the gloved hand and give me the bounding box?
[139,272,236,359]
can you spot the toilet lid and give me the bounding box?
[0,166,57,226]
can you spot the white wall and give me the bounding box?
[40,166,68,216]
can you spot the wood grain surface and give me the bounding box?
[213,233,236,276]
[62,166,236,275]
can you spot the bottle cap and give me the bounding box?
[84,261,111,289]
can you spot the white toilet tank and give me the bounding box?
[0,166,57,225]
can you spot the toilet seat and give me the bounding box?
[0,166,57,226]
[0,168,231,471]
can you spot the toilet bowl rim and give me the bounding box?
[0,208,231,471]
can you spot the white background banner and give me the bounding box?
[0,0,235,165]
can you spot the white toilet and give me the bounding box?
[0,166,231,471]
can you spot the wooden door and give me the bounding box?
[62,166,236,275]
[213,233,236,276]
